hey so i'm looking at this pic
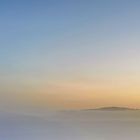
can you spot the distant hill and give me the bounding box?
[85,107,139,111]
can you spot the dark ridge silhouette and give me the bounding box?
[84,107,139,111]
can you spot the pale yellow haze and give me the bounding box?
[46,74,140,110]
[1,70,140,110]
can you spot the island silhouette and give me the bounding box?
[84,107,139,111]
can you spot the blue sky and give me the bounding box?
[1,0,140,109]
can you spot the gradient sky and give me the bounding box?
[1,0,140,110]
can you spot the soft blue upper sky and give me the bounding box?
[1,1,140,71]
[1,0,140,109]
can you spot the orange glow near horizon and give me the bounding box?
[1,71,140,110]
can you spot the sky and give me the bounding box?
[1,0,140,110]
